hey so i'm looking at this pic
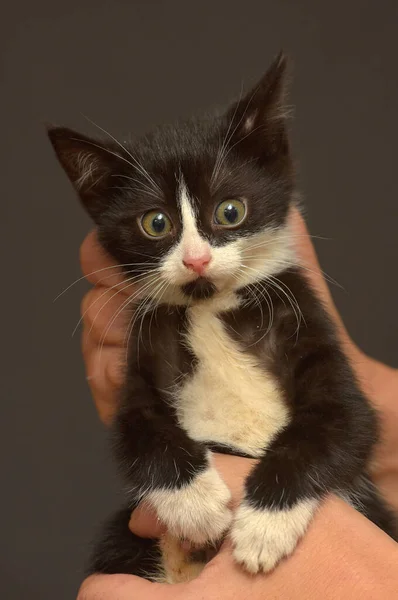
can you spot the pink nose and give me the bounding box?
[183,255,211,275]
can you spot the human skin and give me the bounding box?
[77,208,398,599]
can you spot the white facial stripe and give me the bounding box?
[160,179,211,289]
[179,182,197,235]
[178,181,209,259]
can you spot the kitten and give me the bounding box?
[48,53,397,583]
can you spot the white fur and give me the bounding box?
[146,457,232,544]
[176,296,289,456]
[161,181,211,287]
[231,499,318,573]
[178,185,209,259]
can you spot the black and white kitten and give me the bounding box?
[48,53,397,583]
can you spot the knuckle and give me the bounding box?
[76,578,96,600]
[79,232,97,279]
[79,243,92,280]
[81,288,102,328]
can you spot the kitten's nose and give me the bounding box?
[183,254,211,275]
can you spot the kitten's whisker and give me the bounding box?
[111,174,163,200]
[296,260,344,291]
[136,300,152,365]
[71,137,147,181]
[212,157,257,190]
[268,275,305,340]
[243,233,332,247]
[241,249,343,291]
[147,280,170,352]
[82,115,163,196]
[269,279,301,341]
[93,266,160,286]
[89,274,159,347]
[238,263,304,340]
[124,298,145,364]
[252,281,275,345]
[110,186,161,201]
[97,275,160,369]
[117,249,158,260]
[73,270,159,337]
[99,274,160,341]
[216,123,266,176]
[54,262,144,301]
[137,278,169,360]
[234,269,265,329]
[236,269,275,343]
[123,279,163,365]
[241,232,342,290]
[123,276,167,356]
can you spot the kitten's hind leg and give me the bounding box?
[87,506,162,581]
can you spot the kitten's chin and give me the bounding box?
[181,278,217,300]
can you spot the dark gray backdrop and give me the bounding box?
[2,1,397,598]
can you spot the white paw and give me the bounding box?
[147,466,232,545]
[231,499,318,574]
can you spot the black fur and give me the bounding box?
[88,506,161,578]
[48,53,397,581]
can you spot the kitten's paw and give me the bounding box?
[231,499,318,574]
[147,466,232,545]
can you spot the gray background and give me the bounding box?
[2,1,397,598]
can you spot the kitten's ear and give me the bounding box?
[47,126,119,220]
[226,52,290,161]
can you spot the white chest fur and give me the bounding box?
[176,298,290,457]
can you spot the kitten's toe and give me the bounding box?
[231,499,318,574]
[147,465,232,545]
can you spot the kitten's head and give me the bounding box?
[48,53,296,305]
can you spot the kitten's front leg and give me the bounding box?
[231,350,377,573]
[113,374,232,545]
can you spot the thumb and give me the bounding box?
[78,573,175,600]
[201,537,255,586]
[129,501,166,539]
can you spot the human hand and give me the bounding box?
[80,232,128,425]
[78,453,398,600]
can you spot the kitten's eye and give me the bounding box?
[141,211,172,237]
[214,199,246,227]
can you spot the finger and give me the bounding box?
[82,339,124,424]
[129,501,167,539]
[80,230,125,287]
[81,286,133,347]
[77,573,172,600]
